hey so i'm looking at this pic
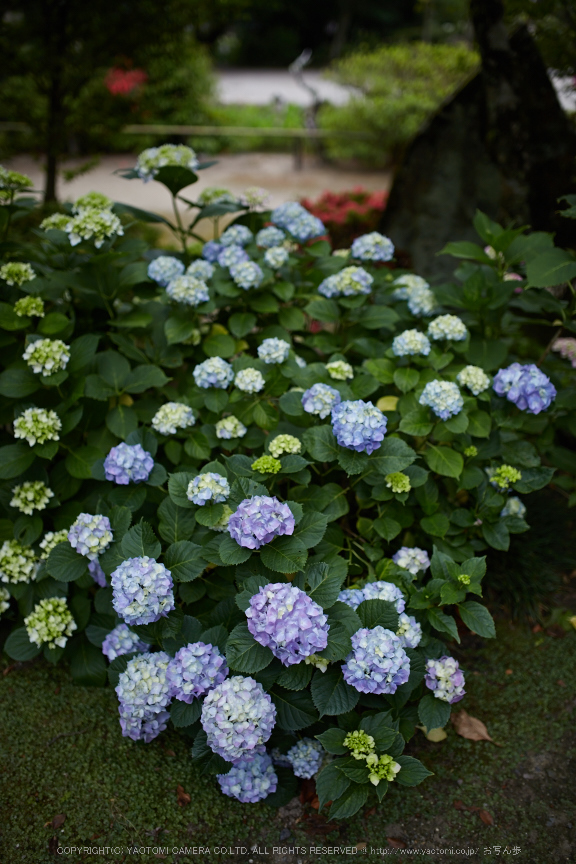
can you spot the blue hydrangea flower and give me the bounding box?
[187,472,230,505]
[286,738,325,778]
[392,329,431,357]
[166,642,228,703]
[425,656,465,703]
[116,651,171,742]
[392,547,430,575]
[220,224,253,246]
[331,400,387,454]
[264,246,289,269]
[258,338,290,364]
[147,256,185,286]
[102,623,150,662]
[493,363,556,414]
[337,588,364,610]
[193,357,234,389]
[270,202,325,241]
[166,275,209,306]
[301,383,341,419]
[217,244,250,269]
[500,496,526,518]
[202,241,224,262]
[68,513,113,560]
[407,285,436,316]
[350,232,394,262]
[186,259,215,280]
[228,496,295,550]
[318,266,373,298]
[230,260,264,290]
[217,751,277,803]
[111,557,175,625]
[396,613,422,649]
[392,274,429,300]
[135,144,198,181]
[201,675,277,762]
[246,583,329,666]
[342,626,411,695]
[362,581,406,613]
[104,443,154,485]
[256,226,286,248]
[88,559,107,587]
[419,380,463,421]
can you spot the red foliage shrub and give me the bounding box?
[105,68,148,97]
[301,186,388,248]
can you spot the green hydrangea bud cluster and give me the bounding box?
[343,730,376,760]
[268,434,301,458]
[326,360,354,381]
[198,186,237,205]
[72,191,113,213]
[385,472,412,493]
[251,455,281,474]
[24,597,77,649]
[464,445,478,458]
[0,166,33,191]
[457,573,471,585]
[0,586,10,615]
[13,407,62,446]
[14,296,45,318]
[65,209,124,248]
[23,338,70,376]
[40,213,71,231]
[10,481,54,515]
[39,530,69,559]
[490,465,522,490]
[304,653,329,673]
[365,753,402,786]
[0,262,36,286]
[0,539,38,584]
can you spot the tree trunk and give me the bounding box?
[43,0,69,203]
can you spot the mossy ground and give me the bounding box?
[1,623,575,864]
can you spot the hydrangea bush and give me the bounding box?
[0,155,573,819]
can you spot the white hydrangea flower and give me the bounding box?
[14,296,45,318]
[65,209,124,248]
[0,586,10,615]
[25,597,77,649]
[13,407,61,446]
[10,481,54,515]
[72,191,113,213]
[215,416,247,439]
[408,285,436,316]
[392,329,431,357]
[257,338,290,365]
[186,259,215,281]
[268,434,301,458]
[39,530,68,560]
[326,360,354,380]
[392,274,429,300]
[166,275,209,306]
[264,246,289,269]
[240,186,271,209]
[0,262,36,287]
[151,402,195,435]
[23,338,70,376]
[135,144,199,182]
[427,315,468,342]
[40,213,71,231]
[0,540,38,584]
[456,365,491,395]
[234,368,265,394]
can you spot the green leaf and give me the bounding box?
[164,317,198,346]
[439,240,492,262]
[425,446,463,479]
[305,298,340,322]
[203,333,237,358]
[253,401,278,430]
[170,699,202,728]
[195,503,225,528]
[278,391,304,416]
[327,601,362,637]
[164,541,204,581]
[337,448,369,476]
[526,248,576,288]
[316,727,348,755]
[0,444,35,479]
[302,425,339,461]
[467,410,491,438]
[190,729,230,775]
[121,521,161,558]
[418,693,451,731]
[399,409,434,437]
[357,599,399,631]
[225,623,273,673]
[364,358,394,384]
[318,621,352,662]
[443,412,469,434]
[154,164,198,195]
[395,755,433,786]
[46,542,88,583]
[311,666,359,717]
[69,636,107,686]
[260,536,307,573]
[271,686,319,731]
[420,513,450,538]
[457,600,496,638]
[124,364,170,393]
[374,516,402,542]
[276,663,313,691]
[329,783,369,820]
[482,521,510,551]
[106,404,138,439]
[394,368,420,393]
[4,627,41,661]
[359,713,398,751]
[335,755,370,783]
[513,467,555,494]
[219,534,252,565]
[370,438,417,475]
[316,762,351,810]
[65,446,102,479]
[68,334,100,372]
[228,312,256,338]
[427,608,459,642]
[199,624,229,653]
[0,367,39,398]
[306,562,344,609]
[168,472,195,509]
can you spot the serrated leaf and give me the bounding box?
[327,601,362,637]
[328,783,369,820]
[121,521,161,559]
[318,621,352,662]
[276,663,313,691]
[316,762,351,810]
[158,498,195,544]
[163,541,204,582]
[271,686,319,730]
[457,601,496,638]
[395,754,433,786]
[219,534,252,565]
[260,536,307,573]
[168,472,195,509]
[315,727,348,755]
[46,542,88,583]
[426,608,459,642]
[311,666,359,717]
[294,511,328,549]
[425,446,464,479]
[302,425,339,461]
[225,623,273,673]
[359,713,398,751]
[170,699,202,728]
[418,693,451,731]
[306,562,344,609]
[199,624,229,653]
[357,599,399,631]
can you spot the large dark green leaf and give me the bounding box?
[316,762,351,810]
[4,627,42,661]
[395,755,434,786]
[457,601,496,638]
[302,425,339,461]
[418,693,451,731]
[357,599,399,631]
[310,666,359,717]
[121,521,161,558]
[271,686,319,730]
[46,542,88,583]
[0,444,35,479]
[328,783,369,820]
[164,541,204,582]
[225,623,273,673]
[69,636,107,686]
[425,445,464,479]
[260,536,307,573]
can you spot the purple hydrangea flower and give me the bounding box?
[396,613,422,649]
[193,356,234,389]
[331,400,387,454]
[115,651,171,743]
[111,556,175,625]
[342,626,411,695]
[337,588,364,610]
[246,583,329,666]
[361,581,406,613]
[201,675,277,762]
[286,738,324,778]
[68,513,112,560]
[217,751,277,803]
[493,363,556,414]
[219,224,253,247]
[392,547,430,576]
[425,656,465,703]
[270,202,325,241]
[301,383,341,419]
[166,642,228,703]
[103,443,154,485]
[88,559,107,587]
[202,241,224,262]
[418,380,463,421]
[228,496,295,550]
[102,623,150,661]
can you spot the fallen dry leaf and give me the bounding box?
[479,809,494,826]
[387,838,407,849]
[557,679,566,687]
[165,749,176,757]
[176,785,191,807]
[364,807,377,818]
[451,710,496,743]
[453,799,477,812]
[48,836,59,854]
[310,796,320,810]
[355,842,367,851]
[51,814,66,829]
[505,669,513,675]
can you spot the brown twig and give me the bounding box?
[46,725,91,747]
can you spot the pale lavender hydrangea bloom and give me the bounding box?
[115,651,171,743]
[258,338,290,364]
[219,224,253,246]
[230,260,264,290]
[246,583,329,666]
[217,751,277,803]
[337,588,364,610]
[271,202,325,241]
[88,559,107,587]
[104,443,154,484]
[256,226,286,248]
[217,244,250,269]
[350,232,394,262]
[102,623,150,661]
[264,246,289,269]
[166,642,228,703]
[393,547,430,576]
[111,556,175,625]
[342,626,411,695]
[193,357,234,389]
[419,380,463,421]
[201,675,277,762]
[187,472,230,505]
[286,738,324,778]
[301,383,341,419]
[147,256,185,286]
[331,400,387,454]
[396,613,422,649]
[318,266,373,299]
[493,363,556,414]
[202,241,224,262]
[186,259,215,280]
[67,513,112,560]
[228,496,295,550]
[362,581,406,613]
[425,656,466,703]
